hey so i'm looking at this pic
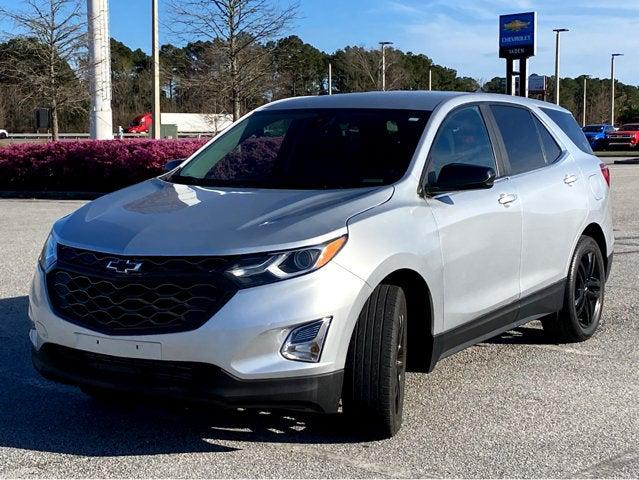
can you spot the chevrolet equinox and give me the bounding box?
[30,92,614,438]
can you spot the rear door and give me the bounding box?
[424,105,522,331]
[489,104,588,304]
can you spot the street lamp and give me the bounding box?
[379,41,393,91]
[582,75,590,127]
[611,53,624,126]
[553,28,569,105]
[151,0,161,139]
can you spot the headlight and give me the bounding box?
[225,235,347,287]
[38,231,58,272]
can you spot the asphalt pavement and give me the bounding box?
[0,164,638,478]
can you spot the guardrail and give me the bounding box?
[3,132,215,140]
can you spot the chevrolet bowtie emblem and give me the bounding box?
[106,259,143,274]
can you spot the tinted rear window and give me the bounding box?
[541,108,593,154]
[534,117,562,163]
[491,105,546,175]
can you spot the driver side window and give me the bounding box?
[426,106,497,186]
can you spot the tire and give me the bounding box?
[542,236,605,342]
[0,133,7,139]
[342,284,407,439]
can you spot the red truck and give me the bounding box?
[125,113,153,134]
[606,123,639,149]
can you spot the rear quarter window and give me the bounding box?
[541,108,593,154]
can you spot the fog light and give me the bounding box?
[281,317,331,363]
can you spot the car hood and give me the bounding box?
[55,178,394,255]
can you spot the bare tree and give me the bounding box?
[0,0,87,139]
[170,0,298,120]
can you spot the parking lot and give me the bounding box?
[0,163,638,478]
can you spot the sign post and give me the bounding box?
[499,12,537,97]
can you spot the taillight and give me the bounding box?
[600,163,611,187]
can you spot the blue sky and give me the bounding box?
[1,0,638,84]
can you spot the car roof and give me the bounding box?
[620,123,639,127]
[258,90,573,114]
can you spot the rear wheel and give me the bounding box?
[342,284,407,439]
[542,236,605,342]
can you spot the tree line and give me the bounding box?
[1,0,639,138]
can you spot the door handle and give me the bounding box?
[498,193,517,206]
[564,174,578,185]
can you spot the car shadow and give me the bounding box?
[0,296,370,458]
[486,324,548,345]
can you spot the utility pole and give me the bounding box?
[379,41,393,91]
[151,0,161,139]
[553,28,569,105]
[328,62,332,95]
[610,53,623,126]
[582,76,589,127]
[428,64,432,91]
[87,0,113,140]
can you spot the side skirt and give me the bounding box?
[428,279,565,372]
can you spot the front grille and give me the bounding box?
[47,245,237,335]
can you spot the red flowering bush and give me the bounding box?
[0,139,207,192]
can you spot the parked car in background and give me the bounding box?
[0,129,9,139]
[125,113,232,136]
[582,124,614,150]
[605,123,639,149]
[30,92,613,438]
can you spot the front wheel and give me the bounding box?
[542,236,605,342]
[342,284,407,439]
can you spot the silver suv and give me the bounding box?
[30,92,613,438]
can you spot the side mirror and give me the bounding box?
[427,163,496,194]
[164,159,184,172]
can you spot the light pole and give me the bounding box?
[379,41,393,91]
[151,0,161,139]
[582,75,589,127]
[610,53,623,126]
[553,28,569,105]
[328,62,332,95]
[87,0,113,140]
[428,64,432,91]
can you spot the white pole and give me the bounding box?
[87,0,113,140]
[381,44,386,91]
[553,29,568,105]
[428,65,432,91]
[328,62,332,95]
[151,0,161,139]
[610,54,623,126]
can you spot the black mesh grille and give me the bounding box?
[47,245,237,335]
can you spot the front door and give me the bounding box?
[424,105,522,331]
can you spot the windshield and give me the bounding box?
[168,108,430,189]
[620,124,639,131]
[583,125,604,133]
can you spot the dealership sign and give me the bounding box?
[499,12,537,59]
[528,74,546,93]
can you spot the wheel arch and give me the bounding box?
[376,269,435,372]
[581,222,608,272]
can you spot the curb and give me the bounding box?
[0,191,104,200]
[613,159,639,165]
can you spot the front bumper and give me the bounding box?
[29,259,372,412]
[32,343,343,412]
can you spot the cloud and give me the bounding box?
[381,0,639,84]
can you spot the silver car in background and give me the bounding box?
[30,91,613,438]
